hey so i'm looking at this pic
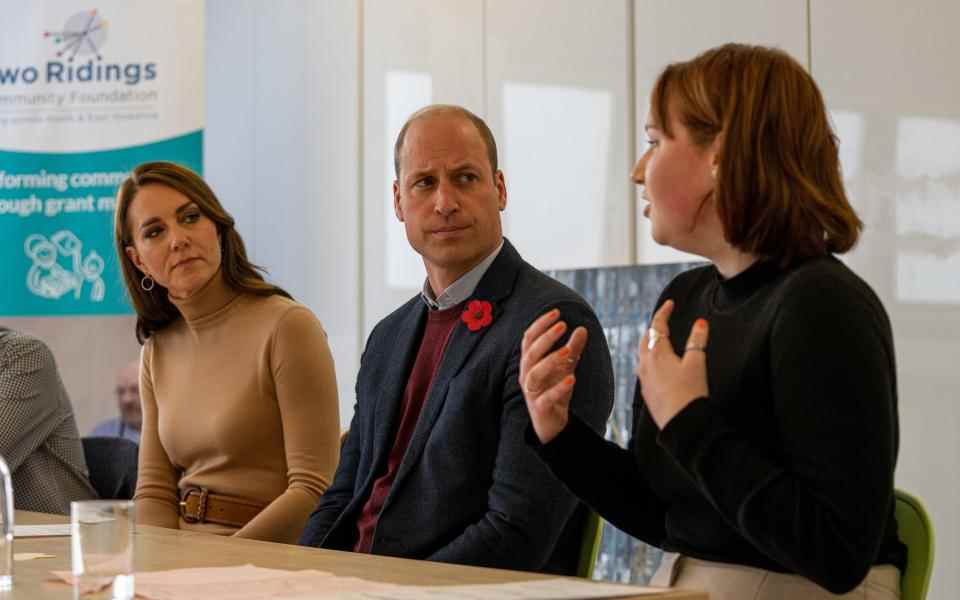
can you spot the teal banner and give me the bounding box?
[0,130,202,316]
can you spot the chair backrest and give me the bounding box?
[576,510,603,579]
[895,488,934,600]
[81,436,139,500]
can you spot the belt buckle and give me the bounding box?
[179,488,209,524]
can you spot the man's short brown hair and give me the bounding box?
[651,43,862,265]
[393,105,499,178]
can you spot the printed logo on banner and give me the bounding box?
[44,10,109,61]
[0,2,204,317]
[0,9,156,89]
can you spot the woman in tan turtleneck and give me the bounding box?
[113,162,340,544]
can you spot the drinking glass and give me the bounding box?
[70,500,134,599]
[0,455,12,591]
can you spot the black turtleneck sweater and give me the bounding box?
[532,256,906,594]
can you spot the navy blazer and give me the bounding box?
[299,239,613,574]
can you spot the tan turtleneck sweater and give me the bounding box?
[134,272,340,544]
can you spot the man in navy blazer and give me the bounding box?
[299,105,613,574]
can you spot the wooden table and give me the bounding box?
[11,511,706,599]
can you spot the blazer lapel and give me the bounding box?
[388,239,525,493]
[365,300,427,491]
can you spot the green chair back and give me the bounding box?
[576,510,603,578]
[895,488,934,600]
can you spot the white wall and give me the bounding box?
[487,0,633,271]
[205,0,360,428]
[811,3,960,598]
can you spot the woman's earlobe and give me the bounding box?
[124,246,144,273]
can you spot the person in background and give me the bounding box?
[520,44,906,599]
[114,161,340,544]
[299,105,613,574]
[90,359,142,444]
[0,327,97,513]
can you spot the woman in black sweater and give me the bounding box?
[520,44,906,599]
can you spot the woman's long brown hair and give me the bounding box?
[114,161,291,343]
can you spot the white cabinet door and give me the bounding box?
[486,0,633,271]
[633,0,807,264]
[812,3,960,599]
[362,0,484,334]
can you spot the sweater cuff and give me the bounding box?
[525,415,594,468]
[656,396,714,464]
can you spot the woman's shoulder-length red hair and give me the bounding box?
[651,43,862,265]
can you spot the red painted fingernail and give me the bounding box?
[563,375,575,386]
[553,322,566,333]
[695,318,707,331]
[557,347,571,358]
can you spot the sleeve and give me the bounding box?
[300,327,378,547]
[656,275,899,594]
[0,333,67,471]
[426,300,615,571]
[133,341,181,529]
[526,282,686,548]
[529,384,668,547]
[234,307,341,544]
[298,402,362,547]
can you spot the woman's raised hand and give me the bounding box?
[636,300,710,429]
[519,308,588,444]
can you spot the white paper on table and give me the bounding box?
[13,524,71,537]
[135,569,405,600]
[51,565,662,600]
[14,552,56,561]
[380,578,663,599]
[49,571,113,595]
[52,564,408,600]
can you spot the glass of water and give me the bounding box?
[70,500,135,600]
[0,455,13,591]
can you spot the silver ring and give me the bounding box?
[647,327,666,350]
[685,344,707,353]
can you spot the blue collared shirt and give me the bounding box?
[90,416,141,444]
[420,240,504,311]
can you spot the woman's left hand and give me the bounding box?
[636,299,711,429]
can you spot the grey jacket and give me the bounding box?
[0,328,96,514]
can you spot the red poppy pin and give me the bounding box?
[462,299,494,332]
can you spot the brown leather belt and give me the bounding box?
[179,488,264,528]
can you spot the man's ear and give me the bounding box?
[124,245,147,276]
[495,170,507,211]
[393,180,405,222]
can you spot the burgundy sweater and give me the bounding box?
[353,303,463,552]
